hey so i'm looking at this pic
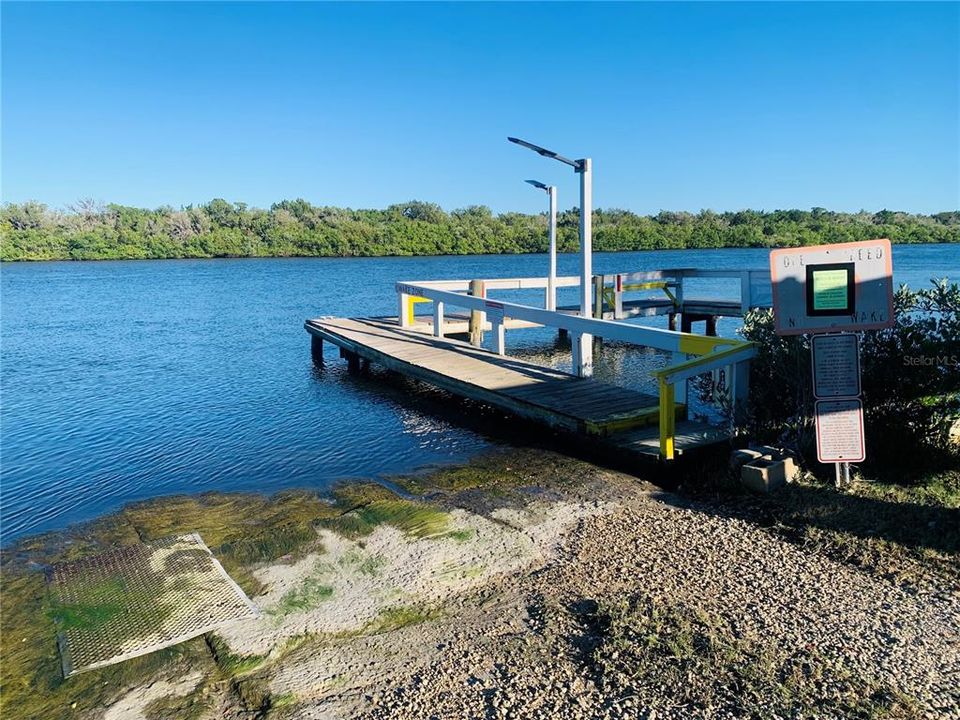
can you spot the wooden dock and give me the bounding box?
[305,317,731,458]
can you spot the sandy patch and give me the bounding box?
[217,500,606,658]
[100,671,203,720]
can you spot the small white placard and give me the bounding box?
[815,398,866,463]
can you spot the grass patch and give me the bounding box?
[268,577,334,618]
[363,605,441,634]
[760,471,960,588]
[591,596,921,719]
[443,528,476,542]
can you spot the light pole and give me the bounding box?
[524,179,557,311]
[509,137,593,377]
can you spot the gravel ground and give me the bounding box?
[283,483,960,720]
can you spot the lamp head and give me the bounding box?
[507,136,580,169]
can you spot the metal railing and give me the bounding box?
[595,268,772,319]
[395,276,755,459]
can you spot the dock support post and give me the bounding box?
[340,348,361,374]
[558,327,568,341]
[398,292,412,328]
[493,320,505,355]
[468,280,485,347]
[658,377,676,460]
[706,315,718,337]
[680,314,692,333]
[576,158,593,377]
[668,313,677,332]
[573,333,594,377]
[311,335,324,366]
[433,301,444,338]
[593,275,604,319]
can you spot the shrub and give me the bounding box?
[739,279,960,483]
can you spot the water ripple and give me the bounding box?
[2,248,956,542]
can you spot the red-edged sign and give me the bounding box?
[815,398,866,463]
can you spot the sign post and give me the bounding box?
[770,240,894,487]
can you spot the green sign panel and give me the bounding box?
[811,269,849,311]
[805,262,855,317]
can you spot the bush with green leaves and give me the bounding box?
[2,200,957,261]
[739,279,960,482]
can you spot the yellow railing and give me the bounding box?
[652,341,754,459]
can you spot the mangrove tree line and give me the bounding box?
[2,199,957,261]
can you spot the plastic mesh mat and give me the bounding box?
[50,533,258,676]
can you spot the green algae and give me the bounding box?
[357,553,388,576]
[320,483,452,539]
[0,462,523,719]
[443,528,476,542]
[269,578,335,618]
[363,604,441,634]
[47,577,126,631]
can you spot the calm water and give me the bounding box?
[2,245,957,542]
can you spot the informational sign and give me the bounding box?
[815,398,866,463]
[770,239,894,335]
[811,334,861,398]
[484,300,505,321]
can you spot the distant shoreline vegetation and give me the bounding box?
[1,199,957,262]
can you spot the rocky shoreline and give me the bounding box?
[2,449,957,719]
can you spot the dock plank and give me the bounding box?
[305,317,731,458]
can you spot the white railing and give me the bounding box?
[395,276,756,459]
[596,268,773,317]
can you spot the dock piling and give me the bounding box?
[468,279,485,347]
[311,335,324,366]
[340,347,362,373]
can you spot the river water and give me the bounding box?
[2,244,956,542]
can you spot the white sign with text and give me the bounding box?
[815,398,866,463]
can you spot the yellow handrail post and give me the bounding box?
[659,376,676,460]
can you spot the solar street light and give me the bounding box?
[509,137,593,376]
[524,180,558,311]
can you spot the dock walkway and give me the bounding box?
[305,317,730,457]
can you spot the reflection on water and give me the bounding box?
[2,245,956,542]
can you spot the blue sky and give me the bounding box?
[2,2,957,214]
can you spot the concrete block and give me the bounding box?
[741,458,788,493]
[730,448,763,473]
[781,456,799,482]
[756,445,784,461]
